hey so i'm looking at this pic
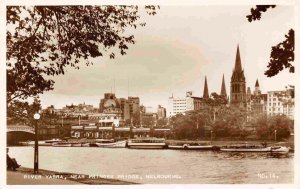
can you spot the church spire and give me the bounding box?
[254,79,261,95]
[255,79,259,87]
[230,45,246,107]
[220,74,227,97]
[234,45,242,71]
[203,76,209,99]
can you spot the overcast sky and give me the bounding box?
[39,5,295,109]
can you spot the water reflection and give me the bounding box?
[218,152,293,160]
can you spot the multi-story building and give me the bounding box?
[43,103,97,117]
[120,98,130,120]
[267,88,294,120]
[127,96,140,123]
[157,105,166,119]
[70,124,171,139]
[99,93,122,115]
[246,79,267,115]
[88,113,121,127]
[43,105,55,114]
[128,97,140,114]
[99,93,140,125]
[167,91,202,117]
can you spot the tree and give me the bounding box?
[204,92,228,107]
[7,6,159,104]
[169,104,250,140]
[246,5,276,22]
[170,113,204,140]
[249,114,292,140]
[267,115,292,140]
[141,116,155,127]
[7,98,42,125]
[265,29,294,77]
[211,106,249,139]
[156,118,168,127]
[246,5,294,77]
[132,112,141,126]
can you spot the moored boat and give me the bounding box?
[95,139,126,148]
[127,138,167,149]
[81,143,90,147]
[71,143,82,147]
[268,146,290,156]
[52,142,72,147]
[20,139,63,146]
[220,143,271,152]
[168,143,217,150]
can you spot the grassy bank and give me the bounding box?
[11,167,136,185]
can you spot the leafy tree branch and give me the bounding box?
[7,6,159,104]
[246,5,294,77]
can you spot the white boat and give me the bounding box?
[81,143,90,147]
[71,143,82,147]
[168,143,215,150]
[20,139,63,146]
[52,142,72,147]
[95,139,126,148]
[127,138,167,149]
[220,143,271,152]
[269,146,290,155]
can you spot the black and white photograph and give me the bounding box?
[2,0,298,187]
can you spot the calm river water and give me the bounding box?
[9,146,293,184]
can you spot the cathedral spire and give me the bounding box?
[220,74,227,97]
[234,45,242,71]
[203,76,209,99]
[230,45,246,107]
[255,79,259,87]
[254,79,261,95]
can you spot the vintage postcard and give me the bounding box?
[1,0,299,188]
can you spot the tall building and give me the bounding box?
[99,93,140,124]
[267,88,294,120]
[99,93,122,115]
[120,98,130,120]
[167,91,202,117]
[230,45,247,107]
[157,105,167,119]
[127,96,140,121]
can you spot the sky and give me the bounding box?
[39,5,295,110]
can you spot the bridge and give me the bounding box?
[7,125,35,134]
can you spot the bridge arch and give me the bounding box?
[7,125,35,145]
[7,125,35,134]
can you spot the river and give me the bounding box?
[8,146,293,184]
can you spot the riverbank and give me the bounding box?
[7,167,136,185]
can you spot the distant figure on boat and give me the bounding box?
[7,148,20,171]
[261,141,267,148]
